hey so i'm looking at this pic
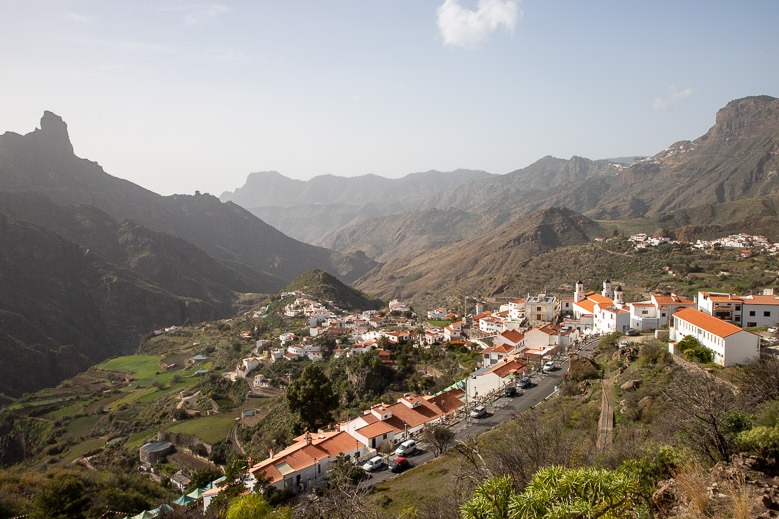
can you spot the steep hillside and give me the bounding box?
[321,96,779,260]
[221,169,495,243]
[0,213,219,397]
[281,270,383,311]
[323,208,487,262]
[355,207,605,300]
[0,112,376,284]
[608,193,779,240]
[0,191,280,302]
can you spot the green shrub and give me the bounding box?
[736,426,779,458]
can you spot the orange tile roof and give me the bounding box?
[425,389,464,415]
[491,344,515,354]
[700,292,743,303]
[487,358,527,378]
[574,299,597,313]
[587,293,614,305]
[741,295,779,305]
[652,293,695,305]
[499,330,525,344]
[673,307,748,338]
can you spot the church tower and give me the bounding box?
[574,280,585,303]
[602,279,613,300]
[614,285,624,308]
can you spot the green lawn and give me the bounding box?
[42,401,86,420]
[426,320,452,327]
[370,451,460,516]
[97,355,162,379]
[65,415,101,439]
[165,414,237,444]
[61,437,105,463]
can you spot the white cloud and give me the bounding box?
[437,0,521,49]
[653,86,693,111]
[66,13,97,25]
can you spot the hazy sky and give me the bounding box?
[1,1,778,196]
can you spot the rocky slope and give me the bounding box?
[328,96,779,261]
[221,169,495,244]
[0,213,218,397]
[0,112,377,284]
[354,206,604,300]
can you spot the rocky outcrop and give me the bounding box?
[651,454,779,518]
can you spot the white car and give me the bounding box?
[362,455,384,472]
[543,361,555,372]
[394,439,417,457]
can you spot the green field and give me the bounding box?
[65,415,101,439]
[61,437,105,463]
[426,320,452,327]
[42,401,86,420]
[97,355,162,379]
[165,414,236,444]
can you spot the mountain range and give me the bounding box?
[0,113,376,395]
[229,96,779,264]
[2,95,778,394]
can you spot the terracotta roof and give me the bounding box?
[673,307,749,339]
[700,292,743,303]
[499,330,525,344]
[487,358,527,378]
[741,295,779,305]
[425,389,464,415]
[574,299,597,313]
[652,293,694,305]
[491,344,515,354]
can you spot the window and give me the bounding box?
[747,322,757,327]
[765,311,771,317]
[749,311,756,316]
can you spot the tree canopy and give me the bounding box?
[286,364,339,433]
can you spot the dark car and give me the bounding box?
[518,377,532,389]
[626,329,640,336]
[389,457,411,473]
[504,385,517,397]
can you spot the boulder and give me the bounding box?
[620,379,641,391]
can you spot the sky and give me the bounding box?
[1,1,778,196]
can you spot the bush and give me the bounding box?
[638,340,671,366]
[736,426,779,459]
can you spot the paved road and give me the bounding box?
[366,338,600,485]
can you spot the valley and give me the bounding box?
[1,95,779,519]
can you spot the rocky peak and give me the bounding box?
[36,111,74,154]
[704,95,779,143]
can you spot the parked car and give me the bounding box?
[389,457,411,473]
[518,377,532,389]
[504,385,517,397]
[394,439,417,457]
[362,455,385,472]
[542,361,555,372]
[626,329,640,336]
[470,406,487,418]
[618,340,629,348]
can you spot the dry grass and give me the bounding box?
[723,472,756,519]
[672,460,711,518]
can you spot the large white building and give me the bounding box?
[572,280,630,334]
[697,291,779,328]
[629,293,696,331]
[670,307,760,367]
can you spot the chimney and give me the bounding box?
[306,432,312,445]
[269,449,274,459]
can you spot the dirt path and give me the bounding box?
[597,376,614,451]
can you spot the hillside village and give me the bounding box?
[169,269,778,511]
